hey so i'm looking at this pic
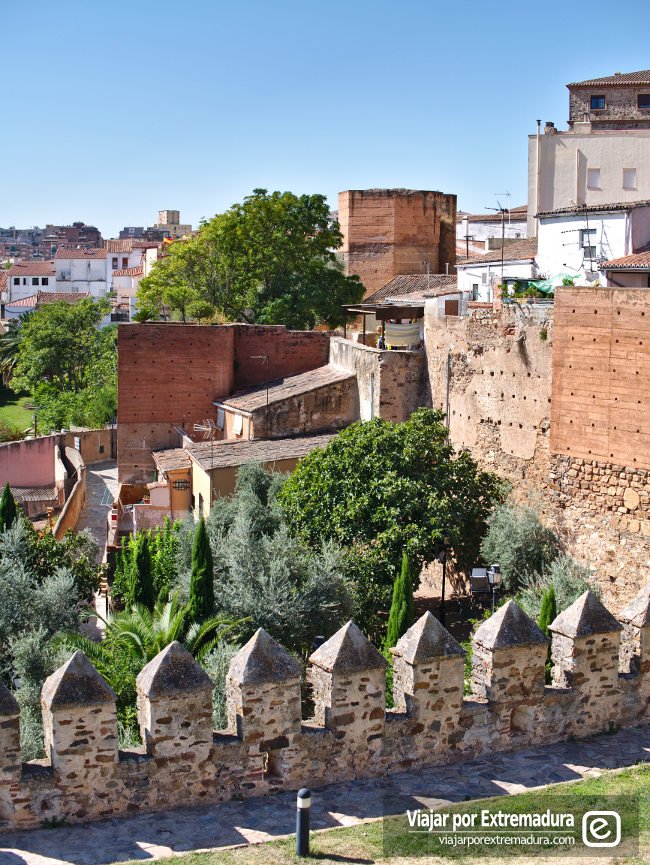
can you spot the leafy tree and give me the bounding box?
[384,552,415,651]
[0,313,32,385]
[0,482,17,532]
[137,189,364,329]
[538,584,557,637]
[480,498,560,591]
[516,553,600,622]
[280,409,504,635]
[131,531,154,610]
[188,516,214,621]
[187,298,215,324]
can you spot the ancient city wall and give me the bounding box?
[117,324,330,483]
[0,589,647,831]
[53,448,86,539]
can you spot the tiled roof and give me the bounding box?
[104,239,133,253]
[54,248,107,259]
[220,365,356,413]
[186,433,336,471]
[112,265,144,277]
[568,70,650,87]
[456,205,527,224]
[152,448,192,473]
[132,241,161,249]
[11,486,58,504]
[457,237,538,266]
[6,260,55,277]
[0,271,7,292]
[6,291,90,308]
[603,251,650,270]
[364,273,457,304]
[537,200,650,218]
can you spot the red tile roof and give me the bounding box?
[132,241,161,249]
[457,237,538,265]
[364,273,457,304]
[6,291,90,308]
[55,248,107,259]
[104,239,134,253]
[604,251,650,270]
[112,265,144,277]
[0,271,7,293]
[456,205,527,224]
[6,260,55,277]
[568,70,650,87]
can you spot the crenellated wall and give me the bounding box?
[0,588,648,831]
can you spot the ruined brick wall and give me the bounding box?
[338,189,456,297]
[117,324,330,483]
[1,590,647,831]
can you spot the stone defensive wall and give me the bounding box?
[0,588,648,831]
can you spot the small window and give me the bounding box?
[590,95,606,110]
[587,168,601,189]
[122,257,128,268]
[638,94,650,110]
[623,168,637,189]
[41,277,48,286]
[13,277,19,286]
[472,284,479,301]
[32,277,39,286]
[172,478,190,490]
[112,257,118,268]
[216,408,225,430]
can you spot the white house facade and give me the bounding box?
[54,248,109,297]
[5,261,56,302]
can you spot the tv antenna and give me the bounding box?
[495,191,512,223]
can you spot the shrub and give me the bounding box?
[200,641,240,730]
[517,553,599,621]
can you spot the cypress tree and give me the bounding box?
[131,531,154,610]
[0,482,17,532]
[188,515,214,621]
[384,551,415,651]
[538,584,557,636]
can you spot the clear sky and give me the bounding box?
[3,0,649,237]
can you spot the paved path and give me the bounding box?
[1,725,647,865]
[76,461,118,633]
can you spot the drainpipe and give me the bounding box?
[535,120,542,237]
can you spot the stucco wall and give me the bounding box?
[0,434,61,488]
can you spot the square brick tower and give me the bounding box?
[338,188,457,297]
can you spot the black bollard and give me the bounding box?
[296,787,311,857]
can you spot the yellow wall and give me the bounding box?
[192,456,301,519]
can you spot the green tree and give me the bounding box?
[188,516,214,621]
[280,409,505,635]
[131,532,154,610]
[0,482,17,532]
[0,313,32,385]
[384,552,415,651]
[187,298,215,324]
[538,583,557,637]
[137,189,364,330]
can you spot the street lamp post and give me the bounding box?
[487,564,502,613]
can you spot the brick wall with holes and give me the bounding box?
[551,286,650,469]
[116,323,331,483]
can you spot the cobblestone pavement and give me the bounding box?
[1,725,648,865]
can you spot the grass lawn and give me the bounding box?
[115,763,649,865]
[0,383,33,432]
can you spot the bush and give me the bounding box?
[517,553,599,621]
[480,498,560,592]
[200,641,239,730]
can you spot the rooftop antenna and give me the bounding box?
[487,202,508,288]
[495,191,512,223]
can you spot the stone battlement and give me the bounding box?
[0,589,648,830]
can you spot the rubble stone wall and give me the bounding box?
[0,592,647,832]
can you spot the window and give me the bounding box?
[623,168,637,189]
[32,277,39,286]
[42,277,48,286]
[590,95,606,110]
[13,278,19,286]
[233,413,243,436]
[122,257,128,268]
[472,284,479,301]
[587,168,601,189]
[580,228,597,260]
[112,257,118,269]
[172,478,190,490]
[638,94,650,109]
[216,408,225,429]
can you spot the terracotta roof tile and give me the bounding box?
[112,265,144,277]
[604,251,650,270]
[568,70,650,87]
[220,365,355,412]
[104,239,133,253]
[364,273,457,304]
[54,248,107,259]
[186,433,336,471]
[537,200,650,218]
[152,448,192,473]
[456,205,527,224]
[7,261,55,277]
[6,291,90,308]
[457,237,538,265]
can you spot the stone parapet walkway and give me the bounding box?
[1,724,648,865]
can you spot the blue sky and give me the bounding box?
[3,0,649,237]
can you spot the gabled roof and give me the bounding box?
[456,205,527,224]
[55,247,107,259]
[365,273,457,304]
[568,70,650,87]
[603,251,650,271]
[104,239,134,253]
[457,237,538,266]
[6,291,91,308]
[186,433,336,471]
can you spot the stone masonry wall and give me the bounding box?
[569,84,650,128]
[0,589,647,831]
